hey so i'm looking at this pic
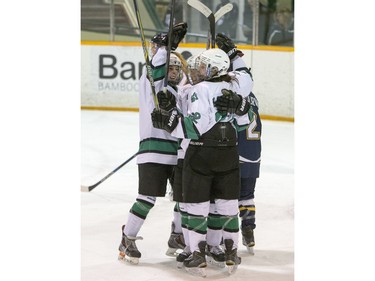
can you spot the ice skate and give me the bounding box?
[176,248,191,269]
[224,239,241,275]
[165,222,185,257]
[206,244,225,268]
[118,225,143,265]
[183,241,207,277]
[242,225,255,255]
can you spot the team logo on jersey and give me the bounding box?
[189,112,201,124]
[191,92,198,102]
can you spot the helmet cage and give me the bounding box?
[187,55,203,85]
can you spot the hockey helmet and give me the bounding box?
[187,55,203,85]
[170,52,182,68]
[168,53,183,86]
[150,33,168,57]
[198,49,230,80]
[187,54,198,69]
[151,33,168,46]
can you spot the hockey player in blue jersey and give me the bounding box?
[237,91,261,254]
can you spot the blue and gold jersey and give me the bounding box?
[238,92,262,178]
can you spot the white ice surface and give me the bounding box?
[81,110,294,281]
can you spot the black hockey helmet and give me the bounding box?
[151,33,168,46]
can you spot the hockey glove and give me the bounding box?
[171,22,188,50]
[214,89,250,116]
[216,33,244,60]
[151,108,180,133]
[157,90,176,112]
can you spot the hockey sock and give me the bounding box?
[129,196,155,219]
[124,213,145,237]
[187,214,207,253]
[124,195,155,237]
[221,215,239,232]
[238,199,256,229]
[185,201,210,252]
[188,214,207,234]
[179,203,189,247]
[173,202,183,233]
[221,215,240,249]
[207,213,223,246]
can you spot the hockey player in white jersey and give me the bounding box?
[204,34,256,267]
[151,48,254,276]
[118,23,188,265]
[158,54,228,269]
[158,55,201,268]
[159,51,191,257]
[169,53,252,269]
[214,33,260,255]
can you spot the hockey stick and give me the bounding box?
[214,3,233,23]
[187,0,215,49]
[133,0,159,109]
[81,152,137,192]
[187,0,233,49]
[212,3,233,48]
[163,0,176,91]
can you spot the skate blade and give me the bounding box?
[165,247,183,257]
[226,264,239,275]
[246,246,255,255]
[118,252,139,265]
[185,266,207,277]
[176,261,184,269]
[206,256,225,268]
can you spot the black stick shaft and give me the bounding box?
[85,153,137,192]
[133,0,159,108]
[164,0,176,89]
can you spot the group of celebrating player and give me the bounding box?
[118,22,262,277]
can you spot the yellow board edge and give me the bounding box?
[81,41,294,52]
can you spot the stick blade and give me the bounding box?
[214,3,233,22]
[81,185,90,192]
[187,0,212,18]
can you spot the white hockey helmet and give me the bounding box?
[198,48,230,80]
[187,54,198,69]
[168,53,183,85]
[187,55,203,85]
[170,53,182,68]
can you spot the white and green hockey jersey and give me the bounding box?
[171,68,254,140]
[137,47,179,165]
[175,83,193,160]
